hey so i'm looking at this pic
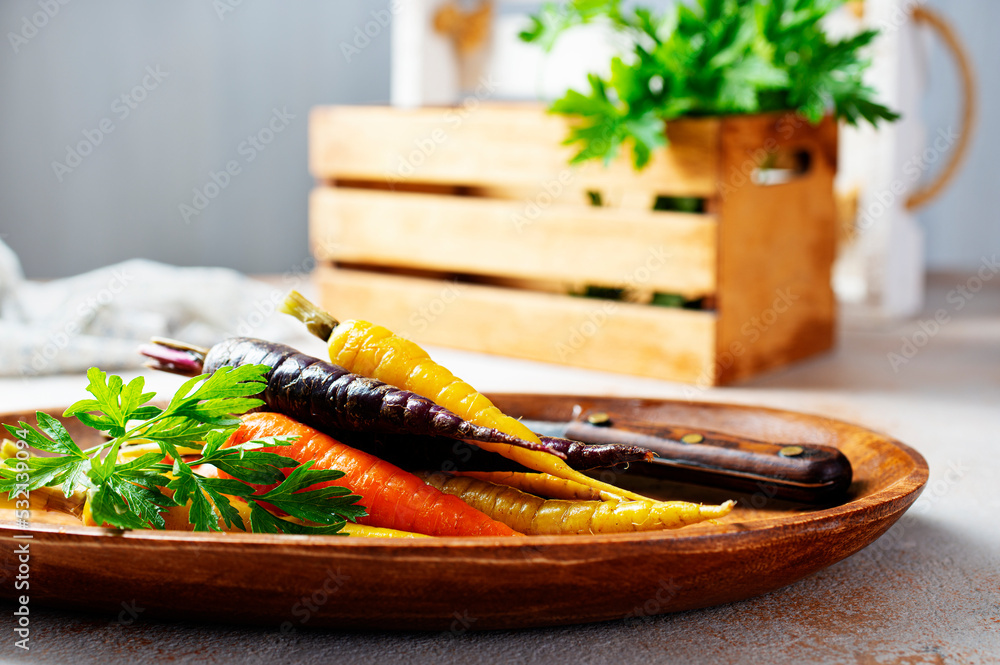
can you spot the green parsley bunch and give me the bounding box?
[0,366,366,534]
[521,0,899,168]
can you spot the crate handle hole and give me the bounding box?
[751,148,812,186]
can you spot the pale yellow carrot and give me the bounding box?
[419,472,735,535]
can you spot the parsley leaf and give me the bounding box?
[2,418,91,497]
[196,430,298,485]
[254,461,367,525]
[63,368,158,437]
[89,472,172,530]
[0,455,90,498]
[246,501,348,536]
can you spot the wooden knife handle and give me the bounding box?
[565,414,853,504]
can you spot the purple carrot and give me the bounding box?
[140,337,654,469]
[537,436,653,469]
[141,337,554,457]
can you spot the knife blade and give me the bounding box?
[522,412,852,504]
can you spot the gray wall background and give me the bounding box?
[0,0,390,279]
[920,0,999,269]
[0,1,994,279]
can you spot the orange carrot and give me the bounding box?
[223,412,521,538]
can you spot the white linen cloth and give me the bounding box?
[0,239,302,377]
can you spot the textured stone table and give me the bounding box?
[1,274,998,664]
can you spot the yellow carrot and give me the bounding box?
[340,523,431,539]
[280,291,654,502]
[419,472,735,535]
[281,294,540,444]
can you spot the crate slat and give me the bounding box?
[315,266,717,383]
[310,187,718,298]
[310,105,720,197]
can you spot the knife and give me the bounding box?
[522,411,853,504]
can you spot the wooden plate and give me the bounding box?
[0,395,927,630]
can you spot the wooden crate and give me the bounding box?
[308,104,837,385]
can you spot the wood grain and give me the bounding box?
[315,265,718,384]
[0,397,927,630]
[309,104,720,196]
[310,186,718,298]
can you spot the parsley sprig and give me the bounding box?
[521,0,900,168]
[0,366,366,534]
